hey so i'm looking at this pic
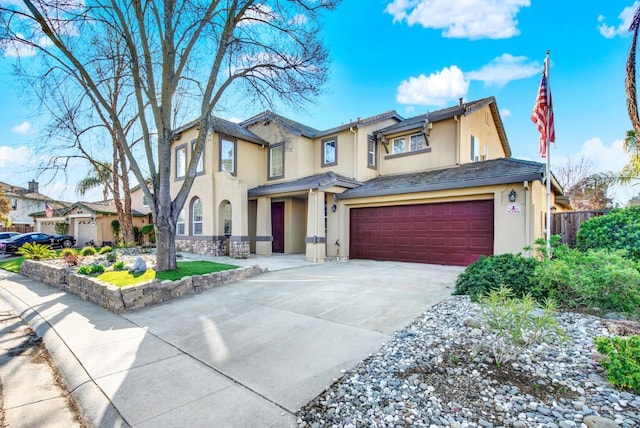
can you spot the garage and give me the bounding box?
[349,200,494,266]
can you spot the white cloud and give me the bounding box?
[396,65,469,106]
[0,145,34,168]
[598,2,639,39]
[240,4,276,25]
[11,121,33,135]
[385,0,530,40]
[466,54,542,86]
[228,117,242,124]
[500,108,511,118]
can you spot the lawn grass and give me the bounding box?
[97,260,240,287]
[0,257,24,273]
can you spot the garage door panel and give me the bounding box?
[350,200,493,266]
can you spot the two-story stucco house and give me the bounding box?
[1,181,69,233]
[141,96,568,266]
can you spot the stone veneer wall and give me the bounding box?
[20,260,266,313]
[176,238,226,256]
[229,240,250,259]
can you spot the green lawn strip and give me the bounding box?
[0,257,24,273]
[97,261,240,287]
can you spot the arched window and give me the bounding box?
[224,202,232,236]
[176,209,186,235]
[192,198,203,235]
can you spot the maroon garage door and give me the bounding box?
[349,200,494,266]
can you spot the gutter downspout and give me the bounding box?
[454,115,461,165]
[350,126,358,179]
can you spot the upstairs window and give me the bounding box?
[269,143,284,179]
[322,137,337,166]
[175,145,186,179]
[11,198,17,210]
[192,140,204,173]
[142,194,149,207]
[410,133,424,151]
[220,137,236,175]
[392,137,405,154]
[367,137,376,168]
[471,135,480,161]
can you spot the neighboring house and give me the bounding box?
[0,181,68,233]
[32,201,148,247]
[131,96,570,266]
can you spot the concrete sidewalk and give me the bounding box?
[0,258,462,427]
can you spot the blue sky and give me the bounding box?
[1,0,639,203]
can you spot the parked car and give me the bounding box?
[0,232,76,254]
[0,232,20,240]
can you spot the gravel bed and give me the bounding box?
[298,296,640,428]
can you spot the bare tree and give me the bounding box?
[555,156,613,210]
[1,0,336,270]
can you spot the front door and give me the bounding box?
[271,202,285,253]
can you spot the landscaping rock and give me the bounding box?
[128,256,147,274]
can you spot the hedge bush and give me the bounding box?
[534,248,640,317]
[577,206,640,261]
[595,335,640,394]
[453,253,542,301]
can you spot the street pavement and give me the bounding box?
[0,255,463,427]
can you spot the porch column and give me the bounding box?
[305,190,326,262]
[255,196,272,256]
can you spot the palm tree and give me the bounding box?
[627,6,640,138]
[76,162,113,201]
[621,130,640,183]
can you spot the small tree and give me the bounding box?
[0,187,11,227]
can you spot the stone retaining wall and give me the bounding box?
[20,259,266,313]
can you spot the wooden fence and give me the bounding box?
[551,210,608,247]
[0,225,34,234]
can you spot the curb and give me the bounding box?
[0,278,129,428]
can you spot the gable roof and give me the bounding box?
[173,116,267,145]
[375,97,511,157]
[241,111,322,138]
[242,110,404,139]
[31,200,146,218]
[0,181,64,203]
[339,158,561,199]
[248,172,361,197]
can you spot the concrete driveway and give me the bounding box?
[0,259,462,427]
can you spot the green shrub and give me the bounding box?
[534,248,640,317]
[595,335,640,394]
[77,266,91,275]
[454,253,542,301]
[80,246,97,256]
[60,248,77,257]
[577,206,640,261]
[106,251,117,263]
[98,245,112,255]
[113,261,125,271]
[16,242,56,260]
[64,253,82,266]
[90,264,105,274]
[475,287,567,366]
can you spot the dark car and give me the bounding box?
[0,232,76,254]
[0,232,20,241]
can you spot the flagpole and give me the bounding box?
[545,51,552,258]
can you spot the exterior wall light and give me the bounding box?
[331,204,337,212]
[509,189,517,202]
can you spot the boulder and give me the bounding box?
[128,257,147,274]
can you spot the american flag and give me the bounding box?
[45,201,53,218]
[531,65,555,158]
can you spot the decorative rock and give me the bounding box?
[583,415,618,428]
[128,256,147,274]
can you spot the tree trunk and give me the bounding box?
[154,215,177,271]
